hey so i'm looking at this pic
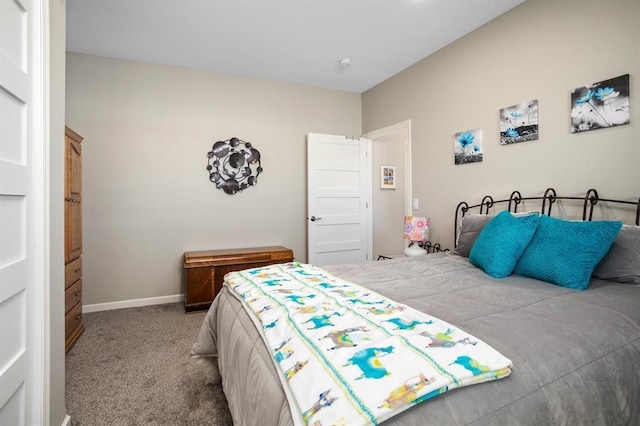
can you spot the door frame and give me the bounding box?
[363,120,412,217]
[30,0,49,423]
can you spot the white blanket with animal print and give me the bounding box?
[224,262,512,426]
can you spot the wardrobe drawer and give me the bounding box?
[65,257,82,289]
[65,300,83,339]
[65,279,82,314]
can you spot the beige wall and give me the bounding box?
[66,0,639,305]
[362,0,640,249]
[66,53,361,305]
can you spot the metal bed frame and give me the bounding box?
[454,188,640,248]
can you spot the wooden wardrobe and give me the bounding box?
[65,126,84,353]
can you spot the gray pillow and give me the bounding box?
[453,214,493,257]
[592,225,640,283]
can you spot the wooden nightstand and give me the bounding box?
[378,241,450,260]
[377,253,406,260]
[183,246,294,312]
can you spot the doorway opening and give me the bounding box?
[363,121,412,259]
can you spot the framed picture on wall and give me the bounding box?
[380,165,396,189]
[454,128,483,165]
[571,74,630,133]
[500,100,539,144]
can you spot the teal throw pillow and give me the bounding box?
[514,215,622,290]
[469,210,540,278]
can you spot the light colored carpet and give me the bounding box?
[66,302,233,425]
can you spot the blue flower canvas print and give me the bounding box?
[454,128,483,165]
[571,74,630,133]
[500,100,539,145]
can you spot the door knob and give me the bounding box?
[309,216,322,222]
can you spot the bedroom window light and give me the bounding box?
[404,216,430,256]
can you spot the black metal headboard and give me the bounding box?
[454,188,640,247]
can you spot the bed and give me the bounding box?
[191,188,640,425]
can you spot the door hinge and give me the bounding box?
[366,202,369,209]
[366,253,369,260]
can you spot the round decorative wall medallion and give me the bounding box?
[206,137,262,195]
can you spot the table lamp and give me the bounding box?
[404,216,430,256]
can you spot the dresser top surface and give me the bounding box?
[184,246,293,267]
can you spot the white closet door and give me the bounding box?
[0,0,46,423]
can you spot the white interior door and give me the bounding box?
[307,133,372,266]
[0,0,45,424]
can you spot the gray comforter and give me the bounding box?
[191,253,640,425]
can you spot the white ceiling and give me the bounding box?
[66,0,525,94]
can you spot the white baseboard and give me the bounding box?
[83,294,185,313]
[60,415,71,426]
